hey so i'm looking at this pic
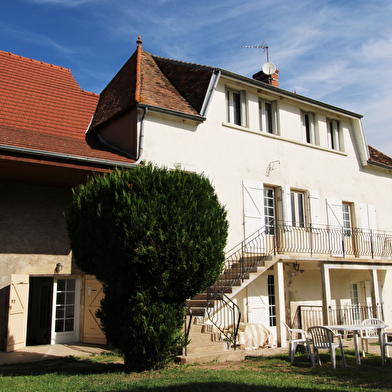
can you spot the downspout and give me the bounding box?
[135,106,147,164]
[200,70,221,117]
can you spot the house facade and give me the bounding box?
[88,38,392,347]
[2,37,392,352]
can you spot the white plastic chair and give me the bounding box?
[382,331,392,366]
[308,326,346,368]
[283,322,310,362]
[360,318,385,358]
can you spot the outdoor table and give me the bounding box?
[328,324,387,365]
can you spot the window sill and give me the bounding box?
[222,122,347,156]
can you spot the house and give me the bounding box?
[2,36,392,353]
[0,50,136,351]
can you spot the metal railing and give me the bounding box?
[206,285,241,349]
[275,222,392,259]
[218,223,276,293]
[296,303,385,331]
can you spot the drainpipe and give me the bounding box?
[135,106,147,164]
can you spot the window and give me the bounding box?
[290,191,305,227]
[55,279,75,333]
[342,203,352,237]
[302,111,316,144]
[227,89,246,127]
[350,283,360,322]
[264,188,275,234]
[259,100,277,134]
[268,275,276,327]
[327,119,341,151]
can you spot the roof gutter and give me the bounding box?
[0,144,139,169]
[138,103,205,123]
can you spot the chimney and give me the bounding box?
[253,68,279,87]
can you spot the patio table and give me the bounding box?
[328,324,387,365]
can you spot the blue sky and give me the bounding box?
[1,0,392,155]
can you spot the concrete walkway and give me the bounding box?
[0,344,111,365]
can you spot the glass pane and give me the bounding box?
[56,292,65,305]
[233,92,241,126]
[66,279,75,292]
[65,319,74,332]
[57,279,66,292]
[298,193,304,227]
[66,292,75,305]
[55,319,64,333]
[66,305,74,318]
[290,192,296,226]
[265,102,272,133]
[56,306,65,319]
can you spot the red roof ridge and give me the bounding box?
[2,50,71,73]
[135,35,142,102]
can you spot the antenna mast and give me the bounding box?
[241,44,270,62]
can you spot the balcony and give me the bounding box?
[247,222,392,260]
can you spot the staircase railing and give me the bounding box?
[218,222,277,293]
[206,285,241,349]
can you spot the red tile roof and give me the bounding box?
[0,50,135,165]
[369,145,392,168]
[89,43,208,131]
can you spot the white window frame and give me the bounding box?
[342,202,352,237]
[290,190,305,228]
[226,88,247,127]
[302,111,316,144]
[259,99,278,134]
[327,119,342,151]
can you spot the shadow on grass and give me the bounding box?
[0,356,125,376]
[0,350,391,392]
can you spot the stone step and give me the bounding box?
[176,348,245,365]
[186,341,228,355]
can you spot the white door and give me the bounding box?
[51,277,81,344]
[243,180,265,252]
[7,275,29,352]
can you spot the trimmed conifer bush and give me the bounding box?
[66,164,228,371]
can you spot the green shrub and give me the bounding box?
[66,164,228,371]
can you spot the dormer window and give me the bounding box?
[226,88,247,127]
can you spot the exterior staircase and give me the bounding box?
[176,318,245,364]
[186,253,277,317]
[180,227,277,364]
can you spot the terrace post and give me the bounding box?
[320,262,331,326]
[370,269,381,319]
[276,261,286,347]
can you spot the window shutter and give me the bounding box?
[308,190,320,227]
[281,185,292,228]
[326,198,343,228]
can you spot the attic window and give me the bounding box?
[226,88,247,127]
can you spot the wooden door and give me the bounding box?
[83,276,106,345]
[7,275,29,352]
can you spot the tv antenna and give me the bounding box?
[242,44,276,77]
[241,44,270,62]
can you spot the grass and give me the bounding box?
[0,350,392,391]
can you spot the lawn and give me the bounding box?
[0,350,391,391]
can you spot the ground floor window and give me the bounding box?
[268,275,276,327]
